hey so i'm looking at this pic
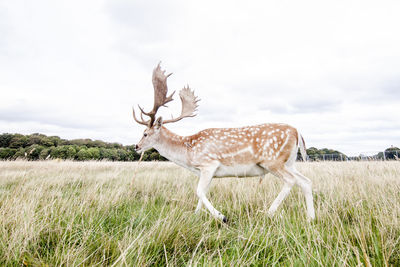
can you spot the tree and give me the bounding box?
[303,147,347,161]
[125,145,140,161]
[50,145,76,159]
[0,148,17,159]
[108,149,119,161]
[149,151,160,161]
[384,146,400,160]
[92,140,107,148]
[107,142,123,149]
[116,149,128,161]
[66,146,77,159]
[27,133,46,146]
[9,134,28,148]
[39,148,51,160]
[25,144,45,160]
[0,133,13,148]
[13,148,26,159]
[48,136,61,147]
[76,148,90,161]
[99,148,112,160]
[87,147,100,160]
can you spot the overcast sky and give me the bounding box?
[1,0,399,156]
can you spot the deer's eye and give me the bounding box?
[143,133,148,137]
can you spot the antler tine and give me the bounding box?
[138,105,147,117]
[163,85,200,124]
[138,105,147,121]
[137,105,155,127]
[132,106,149,126]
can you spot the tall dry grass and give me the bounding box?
[0,160,399,266]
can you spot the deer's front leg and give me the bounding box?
[196,165,227,222]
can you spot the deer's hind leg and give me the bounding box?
[292,169,315,220]
[260,165,297,216]
[260,162,315,220]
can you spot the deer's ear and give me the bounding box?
[155,116,163,129]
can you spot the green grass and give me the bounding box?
[0,161,399,266]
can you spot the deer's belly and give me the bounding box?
[214,164,266,178]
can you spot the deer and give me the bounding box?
[133,63,315,222]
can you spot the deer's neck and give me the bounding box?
[153,127,193,170]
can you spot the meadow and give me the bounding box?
[0,160,399,266]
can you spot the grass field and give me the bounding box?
[0,161,399,266]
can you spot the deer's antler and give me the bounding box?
[132,63,174,127]
[163,86,199,124]
[133,63,199,127]
[132,105,149,126]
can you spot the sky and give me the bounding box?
[0,0,399,156]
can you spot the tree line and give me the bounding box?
[300,146,399,161]
[303,147,347,161]
[4,132,395,161]
[0,133,167,161]
[375,146,400,160]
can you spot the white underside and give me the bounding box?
[213,164,267,178]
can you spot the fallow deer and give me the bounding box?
[133,63,315,222]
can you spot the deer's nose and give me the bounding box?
[135,144,139,150]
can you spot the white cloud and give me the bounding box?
[1,0,400,156]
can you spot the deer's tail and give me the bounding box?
[298,132,308,161]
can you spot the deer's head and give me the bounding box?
[133,63,199,153]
